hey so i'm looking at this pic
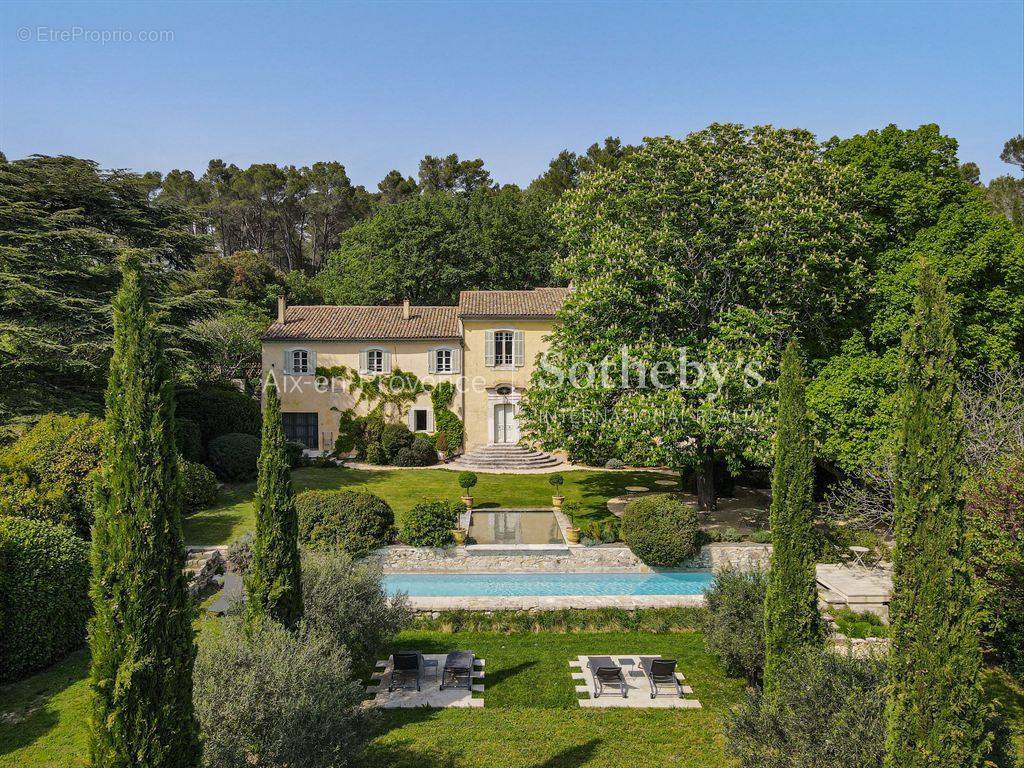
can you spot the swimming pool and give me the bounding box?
[382,571,714,597]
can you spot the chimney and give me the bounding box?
[402,298,410,321]
[277,294,287,324]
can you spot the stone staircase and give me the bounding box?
[450,443,562,471]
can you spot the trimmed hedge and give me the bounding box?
[181,459,219,514]
[207,432,261,482]
[620,493,700,566]
[393,435,438,467]
[0,517,90,682]
[296,490,395,557]
[174,417,203,462]
[401,500,461,547]
[176,385,261,447]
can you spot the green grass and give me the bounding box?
[182,467,669,545]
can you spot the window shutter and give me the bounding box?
[283,349,292,374]
[427,348,436,374]
[359,350,368,375]
[513,330,525,367]
[427,407,434,433]
[451,347,462,374]
[407,409,415,431]
[308,349,317,375]
[382,350,392,374]
[484,330,495,367]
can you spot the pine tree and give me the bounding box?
[88,255,200,768]
[245,373,303,629]
[762,338,823,699]
[884,260,986,768]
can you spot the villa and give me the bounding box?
[261,287,570,466]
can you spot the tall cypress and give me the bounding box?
[762,338,822,699]
[884,260,986,767]
[245,373,303,629]
[89,256,200,768]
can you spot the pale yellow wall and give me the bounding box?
[460,319,554,450]
[261,339,461,452]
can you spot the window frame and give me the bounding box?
[289,348,312,375]
[435,347,453,374]
[365,348,385,374]
[493,330,514,368]
[412,408,430,433]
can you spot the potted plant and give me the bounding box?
[549,473,565,509]
[562,501,581,544]
[458,471,477,509]
[436,430,449,463]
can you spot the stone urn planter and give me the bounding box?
[565,526,581,544]
[452,527,467,545]
[552,495,565,509]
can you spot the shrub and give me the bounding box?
[226,533,254,574]
[194,615,373,768]
[207,432,261,481]
[302,551,412,667]
[0,413,104,537]
[174,417,203,462]
[402,500,461,547]
[334,410,360,455]
[749,529,773,544]
[458,471,478,492]
[431,382,464,451]
[284,440,305,468]
[604,458,625,469]
[176,385,261,447]
[702,568,767,686]
[832,608,888,639]
[579,518,620,545]
[180,459,219,514]
[0,517,90,681]
[296,490,395,557]
[379,423,413,463]
[726,651,887,768]
[620,493,700,566]
[393,435,438,467]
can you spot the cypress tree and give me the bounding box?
[884,260,986,767]
[88,256,200,767]
[245,373,303,629]
[762,338,823,699]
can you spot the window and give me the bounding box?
[366,349,384,373]
[413,408,429,432]
[282,412,318,450]
[494,331,514,367]
[435,348,452,373]
[290,349,310,374]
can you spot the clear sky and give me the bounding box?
[1,0,1022,187]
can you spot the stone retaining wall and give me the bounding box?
[366,542,772,574]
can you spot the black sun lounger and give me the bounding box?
[587,656,627,698]
[640,656,682,699]
[440,651,475,691]
[389,650,423,692]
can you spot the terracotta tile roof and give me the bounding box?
[262,305,460,341]
[458,287,570,317]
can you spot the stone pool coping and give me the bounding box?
[405,594,707,611]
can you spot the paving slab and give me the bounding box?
[816,564,892,605]
[366,654,485,709]
[570,655,702,709]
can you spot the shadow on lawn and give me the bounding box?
[0,706,59,760]
[531,739,602,768]
[573,471,675,518]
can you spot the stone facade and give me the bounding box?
[366,542,772,574]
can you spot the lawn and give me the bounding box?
[182,466,670,546]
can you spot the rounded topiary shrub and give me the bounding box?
[297,490,395,557]
[207,432,261,482]
[0,517,90,682]
[181,459,219,514]
[620,493,700,566]
[401,500,461,547]
[393,435,438,467]
[378,423,413,464]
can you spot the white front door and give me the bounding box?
[493,402,517,444]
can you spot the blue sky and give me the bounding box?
[1,1,1021,186]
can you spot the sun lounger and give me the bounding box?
[587,656,627,698]
[388,651,423,692]
[639,656,682,699]
[440,651,475,691]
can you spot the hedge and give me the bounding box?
[207,432,262,482]
[0,517,90,682]
[620,493,700,566]
[401,500,461,547]
[296,490,395,557]
[176,385,261,447]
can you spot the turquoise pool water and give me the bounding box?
[382,571,714,597]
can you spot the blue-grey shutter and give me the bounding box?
[513,330,525,367]
[451,347,462,374]
[359,349,368,375]
[427,347,437,374]
[283,349,292,374]
[484,330,495,367]
[382,349,392,373]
